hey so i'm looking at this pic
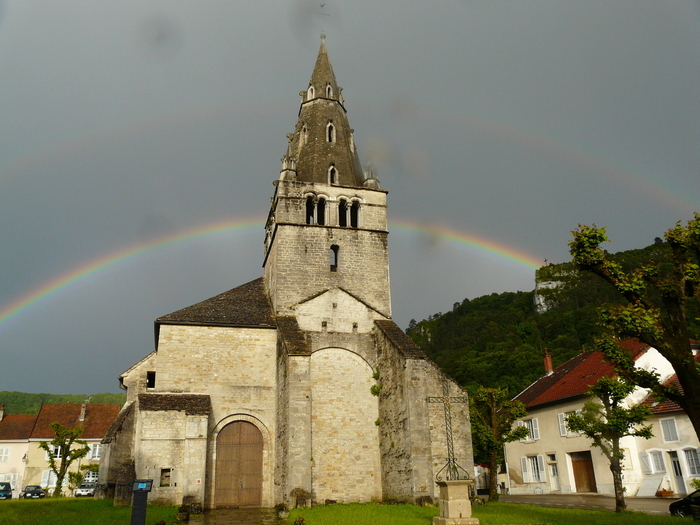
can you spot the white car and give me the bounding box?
[75,482,95,497]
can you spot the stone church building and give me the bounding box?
[100,37,472,509]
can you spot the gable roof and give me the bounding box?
[374,319,427,359]
[515,339,650,409]
[0,414,38,440]
[156,277,275,328]
[643,353,700,415]
[30,404,121,440]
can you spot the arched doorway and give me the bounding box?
[215,421,263,507]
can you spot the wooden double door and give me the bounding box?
[570,451,597,493]
[215,421,263,508]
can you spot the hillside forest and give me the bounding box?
[405,239,700,397]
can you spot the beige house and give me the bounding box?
[504,340,690,497]
[24,403,119,495]
[0,405,37,498]
[99,37,472,510]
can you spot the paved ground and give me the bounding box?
[187,508,279,525]
[500,493,679,515]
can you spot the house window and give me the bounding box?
[558,411,582,436]
[160,468,172,487]
[83,470,99,483]
[651,451,666,473]
[0,472,18,489]
[45,445,62,461]
[339,199,348,227]
[661,417,679,442]
[520,455,545,483]
[0,447,9,463]
[519,418,540,441]
[89,444,102,460]
[330,245,339,272]
[640,450,667,474]
[685,449,700,476]
[41,470,58,488]
[146,371,156,389]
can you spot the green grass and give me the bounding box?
[0,498,177,525]
[286,501,691,525]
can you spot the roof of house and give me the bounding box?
[156,277,275,328]
[643,353,700,415]
[30,404,121,440]
[515,339,650,409]
[0,413,38,440]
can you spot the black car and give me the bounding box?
[21,485,46,499]
[669,489,700,517]
[0,482,12,499]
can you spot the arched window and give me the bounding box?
[338,199,348,227]
[350,200,360,228]
[327,121,335,143]
[326,84,333,98]
[316,197,326,226]
[330,245,339,272]
[307,85,315,100]
[329,164,337,185]
[301,124,307,147]
[306,196,315,225]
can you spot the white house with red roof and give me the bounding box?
[503,340,693,497]
[0,404,38,498]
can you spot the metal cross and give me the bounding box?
[426,375,470,481]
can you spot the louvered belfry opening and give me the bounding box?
[215,421,263,507]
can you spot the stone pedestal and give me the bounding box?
[433,480,479,525]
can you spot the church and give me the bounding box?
[99,37,473,509]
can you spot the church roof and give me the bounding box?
[285,36,365,187]
[375,319,427,359]
[156,277,275,328]
[276,316,311,356]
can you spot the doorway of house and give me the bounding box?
[547,454,561,492]
[570,451,597,493]
[215,421,263,508]
[669,451,686,495]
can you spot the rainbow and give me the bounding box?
[0,218,540,331]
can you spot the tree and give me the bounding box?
[565,376,652,512]
[39,422,90,497]
[469,387,529,501]
[569,214,700,440]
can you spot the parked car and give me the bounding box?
[74,482,95,497]
[21,485,46,499]
[0,482,12,499]
[669,489,700,517]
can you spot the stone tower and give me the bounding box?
[99,36,473,510]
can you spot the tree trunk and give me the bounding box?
[610,460,626,512]
[489,448,500,501]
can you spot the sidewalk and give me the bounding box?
[500,493,678,515]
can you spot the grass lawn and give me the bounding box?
[0,497,177,525]
[286,501,692,525]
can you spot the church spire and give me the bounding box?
[284,35,365,187]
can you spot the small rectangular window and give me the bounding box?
[0,447,9,463]
[146,371,156,389]
[160,468,171,487]
[650,451,666,473]
[686,449,700,476]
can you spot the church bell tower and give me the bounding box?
[263,36,391,322]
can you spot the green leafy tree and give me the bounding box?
[67,471,84,496]
[39,422,90,497]
[569,214,700,440]
[565,376,652,512]
[469,387,529,501]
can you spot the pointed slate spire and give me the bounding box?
[285,35,365,187]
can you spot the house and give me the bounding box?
[0,404,38,498]
[99,36,472,509]
[24,403,120,495]
[504,341,682,497]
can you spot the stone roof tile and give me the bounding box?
[138,394,211,415]
[375,319,426,359]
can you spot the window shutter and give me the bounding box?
[662,419,679,442]
[41,470,50,487]
[531,418,540,440]
[517,421,526,442]
[521,457,530,483]
[537,455,546,482]
[557,413,567,436]
[639,452,652,474]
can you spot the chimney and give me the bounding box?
[543,349,554,376]
[0,404,4,421]
[79,403,87,422]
